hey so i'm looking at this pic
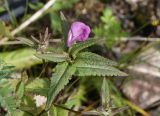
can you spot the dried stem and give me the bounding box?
[0,0,56,45]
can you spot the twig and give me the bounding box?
[124,100,150,116]
[120,37,160,42]
[128,64,160,77]
[0,0,56,44]
[0,39,61,46]
[0,41,23,45]
[53,103,81,114]
[12,0,56,35]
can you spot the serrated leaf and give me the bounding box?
[75,66,127,77]
[0,96,17,114]
[73,58,127,77]
[0,80,17,114]
[0,66,14,79]
[0,59,14,79]
[46,63,76,109]
[35,52,69,63]
[0,48,41,69]
[69,38,103,58]
[77,52,117,66]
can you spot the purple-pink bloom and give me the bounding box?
[67,21,91,47]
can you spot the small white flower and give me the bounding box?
[34,95,47,107]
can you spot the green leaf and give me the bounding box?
[65,85,85,108]
[16,37,35,47]
[73,59,127,77]
[35,52,69,63]
[0,96,17,114]
[26,78,50,96]
[0,79,12,95]
[0,48,42,69]
[69,38,103,58]
[29,2,44,10]
[101,77,110,109]
[0,79,17,114]
[20,95,37,115]
[49,105,68,116]
[0,59,14,79]
[0,21,11,37]
[12,110,31,116]
[16,80,25,100]
[75,66,127,77]
[50,12,61,32]
[51,62,69,85]
[77,52,117,66]
[0,7,5,12]
[93,8,127,48]
[60,12,69,47]
[46,63,76,110]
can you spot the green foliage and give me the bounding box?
[29,2,44,10]
[16,80,25,100]
[101,77,110,109]
[69,38,103,58]
[74,64,127,77]
[35,52,69,63]
[0,21,11,37]
[0,65,26,115]
[76,52,117,66]
[40,36,127,110]
[4,0,18,27]
[0,80,17,115]
[49,0,79,33]
[0,59,14,79]
[38,20,126,110]
[65,85,85,108]
[0,5,5,12]
[93,8,127,48]
[108,80,134,116]
[73,52,127,77]
[26,78,50,96]
[16,37,35,47]
[81,77,133,116]
[60,12,69,48]
[0,48,41,69]
[53,0,79,10]
[99,78,129,115]
[49,85,85,116]
[0,7,129,115]
[51,105,68,116]
[50,62,69,85]
[46,62,76,109]
[50,12,61,33]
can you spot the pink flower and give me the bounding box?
[67,21,91,47]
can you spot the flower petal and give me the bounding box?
[67,30,73,47]
[67,21,91,47]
